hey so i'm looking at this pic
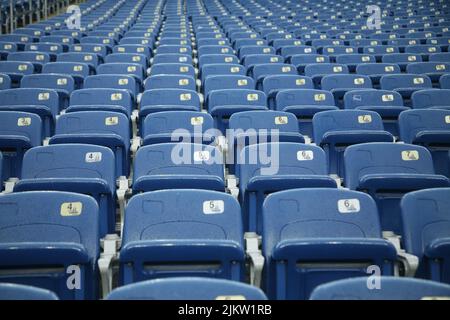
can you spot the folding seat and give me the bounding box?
[97,63,145,85]
[262,188,397,300]
[279,45,316,59]
[113,44,151,57]
[0,191,99,299]
[0,111,42,180]
[69,44,108,60]
[440,74,450,89]
[21,74,75,109]
[119,189,244,284]
[401,188,450,284]
[142,111,216,145]
[321,74,373,108]
[237,142,336,232]
[335,54,376,72]
[405,45,441,59]
[0,61,34,87]
[0,34,37,50]
[344,142,450,235]
[133,142,224,192]
[344,89,407,136]
[271,39,303,54]
[234,39,268,51]
[68,88,133,118]
[57,52,99,72]
[200,63,246,85]
[363,45,400,62]
[0,73,11,90]
[144,74,196,92]
[304,63,349,89]
[14,144,116,237]
[0,88,58,137]
[156,45,192,56]
[289,54,329,74]
[310,39,344,48]
[204,75,254,97]
[429,53,450,63]
[80,36,116,51]
[51,30,83,42]
[198,45,234,57]
[262,75,314,108]
[406,62,450,84]
[105,53,148,70]
[349,39,382,49]
[380,74,433,106]
[15,27,44,38]
[238,45,274,59]
[88,31,120,43]
[206,89,268,134]
[322,46,358,59]
[107,277,267,300]
[159,37,192,47]
[25,42,62,59]
[427,38,450,51]
[399,109,450,177]
[119,37,154,49]
[0,42,18,60]
[40,36,74,51]
[249,63,297,90]
[140,89,201,123]
[152,53,193,65]
[198,54,240,68]
[0,283,59,300]
[310,277,450,300]
[313,110,394,176]
[197,38,230,48]
[382,52,424,71]
[356,63,401,87]
[84,75,139,101]
[42,62,91,89]
[149,63,196,79]
[275,88,338,137]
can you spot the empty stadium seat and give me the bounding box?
[401,188,450,284]
[0,283,59,300]
[407,62,450,85]
[262,75,314,108]
[380,74,433,106]
[50,111,130,177]
[411,89,450,110]
[335,54,376,72]
[0,61,34,86]
[313,110,394,176]
[310,277,450,300]
[206,89,268,134]
[84,75,139,101]
[0,191,99,299]
[238,143,336,232]
[120,190,244,284]
[42,62,91,89]
[107,277,268,300]
[133,143,225,193]
[0,111,42,180]
[0,73,11,90]
[7,51,50,73]
[399,109,450,177]
[321,74,373,108]
[262,188,396,300]
[356,63,401,87]
[142,111,216,145]
[275,89,338,137]
[441,74,450,89]
[144,74,196,92]
[68,88,133,118]
[97,63,145,85]
[249,63,297,90]
[304,63,349,89]
[14,144,116,236]
[344,143,450,235]
[382,53,422,71]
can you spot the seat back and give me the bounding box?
[411,89,450,109]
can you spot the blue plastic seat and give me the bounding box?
[0,88,59,137]
[440,74,450,89]
[238,45,274,59]
[21,74,75,109]
[0,73,11,90]
[7,51,50,73]
[242,54,284,68]
[275,89,338,137]
[344,89,407,136]
[429,52,450,63]
[133,143,224,192]
[206,89,268,134]
[204,75,254,97]
[120,189,244,284]
[68,88,133,118]
[42,62,91,89]
[382,53,423,71]
[335,54,376,72]
[152,53,193,65]
[14,144,116,236]
[149,63,196,79]
[304,63,349,89]
[262,188,396,300]
[344,142,450,235]
[69,44,108,60]
[97,63,145,85]
[238,143,336,232]
[0,283,59,300]
[84,75,139,101]
[50,111,130,177]
[290,54,330,74]
[0,191,99,299]
[411,89,450,110]
[142,111,216,145]
[156,45,192,56]
[380,74,433,106]
[113,44,151,57]
[356,63,401,87]
[249,63,297,90]
[0,61,34,86]
[399,109,450,177]
[401,188,450,285]
[262,75,314,108]
[0,111,42,180]
[107,277,267,300]
[144,74,196,92]
[57,52,99,71]
[313,110,394,176]
[200,63,246,85]
[310,277,450,300]
[321,74,373,108]
[406,62,450,85]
